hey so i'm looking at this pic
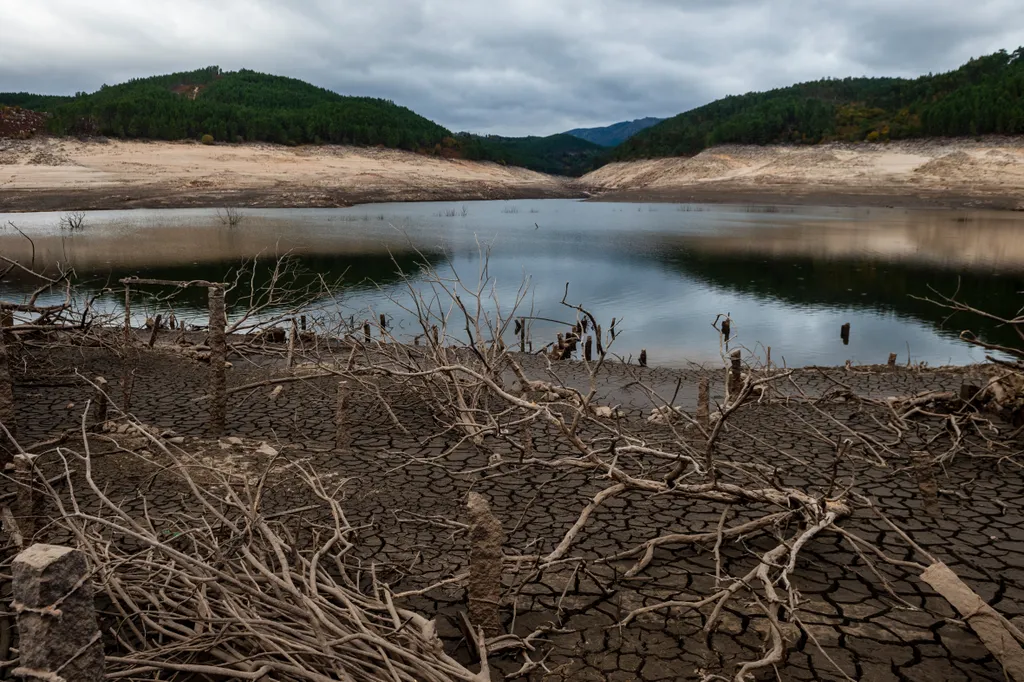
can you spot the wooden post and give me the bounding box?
[300,314,307,332]
[168,312,176,330]
[14,454,44,542]
[841,322,851,345]
[121,284,133,411]
[766,346,771,372]
[208,286,227,436]
[639,349,647,367]
[0,316,16,465]
[722,317,731,343]
[581,318,588,333]
[147,314,162,348]
[519,319,526,353]
[697,377,710,430]
[379,313,387,333]
[335,380,350,449]
[93,376,108,425]
[286,318,298,369]
[12,545,105,682]
[585,335,593,362]
[728,349,743,399]
[888,353,898,368]
[363,321,371,343]
[596,324,603,356]
[466,493,504,637]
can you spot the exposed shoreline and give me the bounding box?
[4,136,1024,212]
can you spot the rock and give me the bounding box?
[167,436,186,445]
[270,385,284,400]
[225,436,244,445]
[256,443,278,456]
[591,405,623,419]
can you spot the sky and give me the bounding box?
[2,0,1024,137]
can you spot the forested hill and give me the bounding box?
[455,133,605,177]
[615,47,1024,160]
[0,67,602,176]
[0,67,450,150]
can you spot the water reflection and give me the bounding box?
[1,201,1021,367]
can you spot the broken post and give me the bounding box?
[888,352,898,368]
[93,376,108,425]
[286,318,298,369]
[728,349,743,399]
[596,324,603,355]
[466,492,504,637]
[841,322,851,345]
[519,319,526,353]
[697,377,710,430]
[14,454,44,542]
[147,313,162,348]
[0,317,15,465]
[300,314,307,332]
[363,321,372,343]
[335,380,350,449]
[766,346,771,372]
[208,285,227,436]
[379,313,387,333]
[639,349,647,367]
[585,335,593,362]
[121,284,134,411]
[721,317,731,343]
[12,544,105,682]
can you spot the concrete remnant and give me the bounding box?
[12,544,105,682]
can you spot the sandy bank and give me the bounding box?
[0,137,579,211]
[579,138,1024,209]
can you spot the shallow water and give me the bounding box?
[2,199,1022,367]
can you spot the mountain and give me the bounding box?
[456,133,605,177]
[564,117,664,147]
[0,67,602,176]
[0,67,451,150]
[615,47,1024,161]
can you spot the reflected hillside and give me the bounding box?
[657,247,1024,350]
[2,250,439,317]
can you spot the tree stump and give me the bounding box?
[466,493,504,637]
[379,313,387,333]
[639,349,647,367]
[596,325,603,355]
[841,322,851,346]
[697,377,710,430]
[147,313,163,348]
[12,545,104,682]
[363,321,372,343]
[728,349,743,400]
[721,318,731,343]
[0,319,16,465]
[93,376,108,425]
[888,353,898,368]
[584,335,593,362]
[208,286,227,436]
[335,380,350,449]
[14,454,44,542]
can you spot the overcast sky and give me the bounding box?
[2,0,1024,136]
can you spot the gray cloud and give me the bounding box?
[2,0,1023,135]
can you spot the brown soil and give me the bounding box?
[7,339,1024,681]
[579,138,1024,210]
[0,137,581,211]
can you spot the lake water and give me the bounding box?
[1,199,1022,367]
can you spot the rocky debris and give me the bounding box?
[0,107,48,139]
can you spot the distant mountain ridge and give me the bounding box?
[564,117,664,147]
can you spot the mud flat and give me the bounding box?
[5,335,1023,681]
[0,137,580,211]
[579,137,1024,210]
